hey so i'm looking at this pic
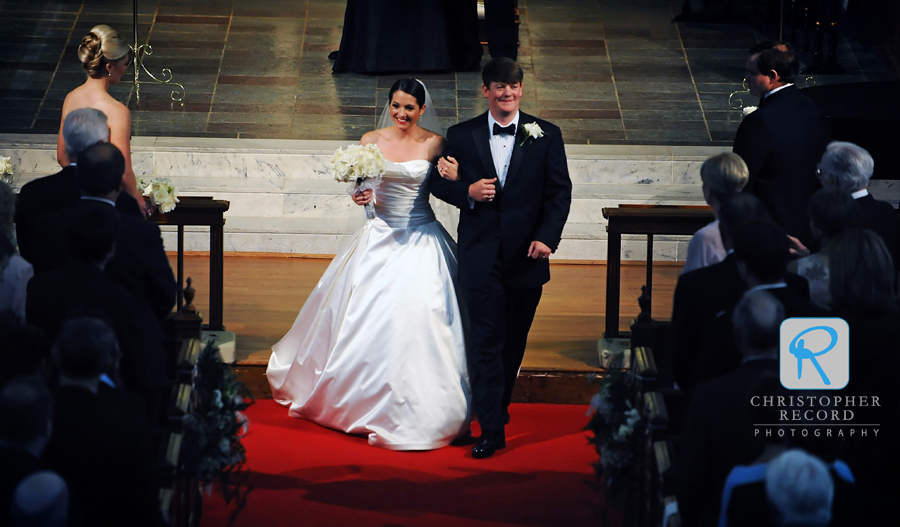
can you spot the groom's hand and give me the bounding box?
[528,241,552,260]
[468,178,497,202]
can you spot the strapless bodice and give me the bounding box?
[374,160,436,228]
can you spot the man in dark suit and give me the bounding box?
[692,220,825,388]
[26,192,167,419]
[42,316,163,527]
[671,193,769,394]
[15,108,142,267]
[0,376,57,526]
[484,0,518,60]
[677,290,783,527]
[429,58,572,458]
[734,41,825,247]
[816,140,899,267]
[29,141,176,324]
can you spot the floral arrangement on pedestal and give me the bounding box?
[586,349,641,523]
[136,176,180,213]
[0,156,16,188]
[182,341,254,524]
[332,143,385,219]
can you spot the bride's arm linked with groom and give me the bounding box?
[429,58,572,459]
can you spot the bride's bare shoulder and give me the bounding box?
[361,127,396,146]
[424,130,446,159]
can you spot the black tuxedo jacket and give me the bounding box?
[42,386,162,527]
[733,85,825,246]
[27,200,176,322]
[428,111,572,289]
[677,359,778,527]
[671,253,748,391]
[25,261,167,394]
[856,193,899,266]
[15,166,142,266]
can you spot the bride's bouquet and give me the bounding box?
[137,176,180,213]
[332,143,385,219]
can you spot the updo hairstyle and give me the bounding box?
[388,79,426,108]
[78,24,130,79]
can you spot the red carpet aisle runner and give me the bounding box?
[201,400,617,527]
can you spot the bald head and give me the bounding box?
[11,471,69,527]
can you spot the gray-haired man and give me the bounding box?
[15,108,142,265]
[817,140,898,266]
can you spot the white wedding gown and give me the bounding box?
[267,160,471,450]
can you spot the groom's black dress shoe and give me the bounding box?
[472,431,505,459]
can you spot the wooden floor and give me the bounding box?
[170,254,680,372]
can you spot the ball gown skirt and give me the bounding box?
[267,160,472,450]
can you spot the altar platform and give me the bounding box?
[169,253,681,403]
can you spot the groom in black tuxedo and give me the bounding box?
[429,58,572,458]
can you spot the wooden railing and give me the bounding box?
[602,205,714,338]
[151,197,230,331]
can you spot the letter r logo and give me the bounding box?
[780,318,849,390]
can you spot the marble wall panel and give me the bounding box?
[0,147,59,175]
[567,158,673,185]
[154,151,248,178]
[132,152,154,176]
[673,161,704,185]
[177,191,284,217]
[283,193,356,218]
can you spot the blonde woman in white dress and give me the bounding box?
[267,79,471,450]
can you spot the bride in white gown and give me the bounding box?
[267,79,471,450]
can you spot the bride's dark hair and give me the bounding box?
[388,79,426,107]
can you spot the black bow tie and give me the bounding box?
[493,123,516,136]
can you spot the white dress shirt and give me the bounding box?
[487,111,520,188]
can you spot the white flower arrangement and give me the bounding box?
[332,143,385,219]
[520,122,545,146]
[0,156,16,187]
[742,105,758,117]
[142,177,180,213]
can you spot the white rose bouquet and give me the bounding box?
[332,143,385,220]
[142,177,180,213]
[742,105,758,117]
[0,156,16,187]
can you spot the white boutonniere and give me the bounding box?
[520,122,544,146]
[742,105,758,117]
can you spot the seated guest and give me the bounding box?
[828,228,900,497]
[41,316,163,527]
[766,450,834,527]
[0,181,33,325]
[10,471,69,527]
[816,141,899,266]
[677,291,784,527]
[786,188,861,309]
[0,376,55,526]
[723,445,895,527]
[672,192,771,394]
[15,108,141,268]
[692,220,825,387]
[682,152,749,274]
[26,204,167,419]
[29,142,176,322]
